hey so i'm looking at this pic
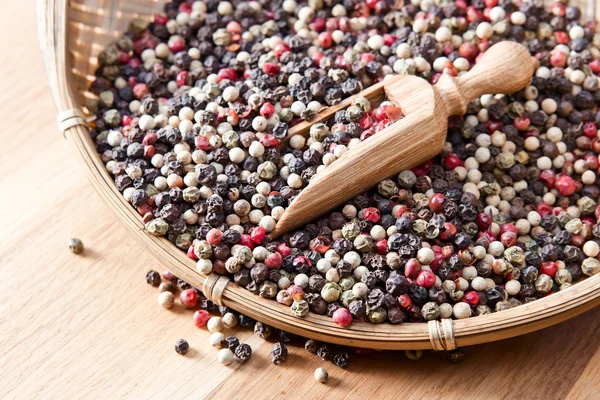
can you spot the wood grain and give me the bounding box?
[1,1,599,399]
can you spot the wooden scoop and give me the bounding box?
[270,41,537,238]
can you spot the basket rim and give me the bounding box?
[37,0,600,350]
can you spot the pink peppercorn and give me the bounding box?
[193,310,211,327]
[250,226,266,244]
[176,71,189,87]
[554,31,569,45]
[513,116,530,130]
[318,32,333,48]
[429,193,445,214]
[556,175,576,196]
[476,213,491,230]
[239,234,255,250]
[277,243,291,257]
[550,50,567,68]
[375,239,388,254]
[416,270,436,288]
[187,245,198,260]
[154,14,168,25]
[168,38,185,53]
[265,252,283,269]
[442,153,463,170]
[180,289,198,308]
[540,261,558,278]
[217,68,237,82]
[404,258,421,280]
[332,308,353,328]
[589,59,600,74]
[463,291,479,306]
[398,294,412,309]
[260,134,279,147]
[500,231,517,247]
[539,169,556,188]
[206,228,223,245]
[363,207,380,223]
[195,136,210,150]
[273,42,290,59]
[287,285,304,297]
[499,223,518,236]
[260,103,275,118]
[133,83,149,99]
[262,62,280,75]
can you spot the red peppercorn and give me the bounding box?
[430,253,444,272]
[273,42,290,59]
[459,42,478,60]
[412,161,431,177]
[554,31,569,45]
[383,34,396,46]
[499,223,518,236]
[154,14,168,25]
[416,270,436,289]
[310,17,326,32]
[239,234,255,250]
[287,285,304,297]
[375,239,388,254]
[589,59,600,74]
[180,289,198,308]
[442,153,464,170]
[463,291,479,306]
[385,106,403,121]
[500,231,517,247]
[262,62,280,75]
[178,2,192,13]
[466,6,484,22]
[550,50,567,68]
[217,68,237,82]
[133,83,149,99]
[250,226,266,244]
[549,2,565,16]
[277,243,291,257]
[312,51,324,66]
[143,145,155,158]
[332,308,353,328]
[176,70,189,87]
[168,38,185,53]
[398,294,412,309]
[539,169,556,188]
[318,32,333,48]
[478,230,496,242]
[555,175,576,196]
[476,213,491,231]
[195,135,210,150]
[585,154,599,170]
[265,252,283,269]
[583,122,598,138]
[429,193,445,213]
[187,245,198,260]
[193,310,211,327]
[404,258,421,280]
[441,245,454,259]
[206,228,223,245]
[260,103,275,118]
[260,134,279,147]
[513,116,530,130]
[540,261,558,278]
[363,207,380,222]
[484,0,497,6]
[439,222,456,241]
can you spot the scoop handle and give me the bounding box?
[435,41,538,116]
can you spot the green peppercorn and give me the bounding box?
[321,282,342,303]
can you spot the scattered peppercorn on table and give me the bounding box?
[5,0,600,399]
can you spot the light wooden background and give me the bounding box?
[2,2,600,399]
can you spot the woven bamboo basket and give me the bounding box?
[38,0,600,350]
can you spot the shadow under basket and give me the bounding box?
[38,0,600,350]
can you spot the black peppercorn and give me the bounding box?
[271,342,288,365]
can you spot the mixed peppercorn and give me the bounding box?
[94,0,600,331]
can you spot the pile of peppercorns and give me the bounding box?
[94,0,600,329]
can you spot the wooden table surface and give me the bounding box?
[2,3,600,400]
